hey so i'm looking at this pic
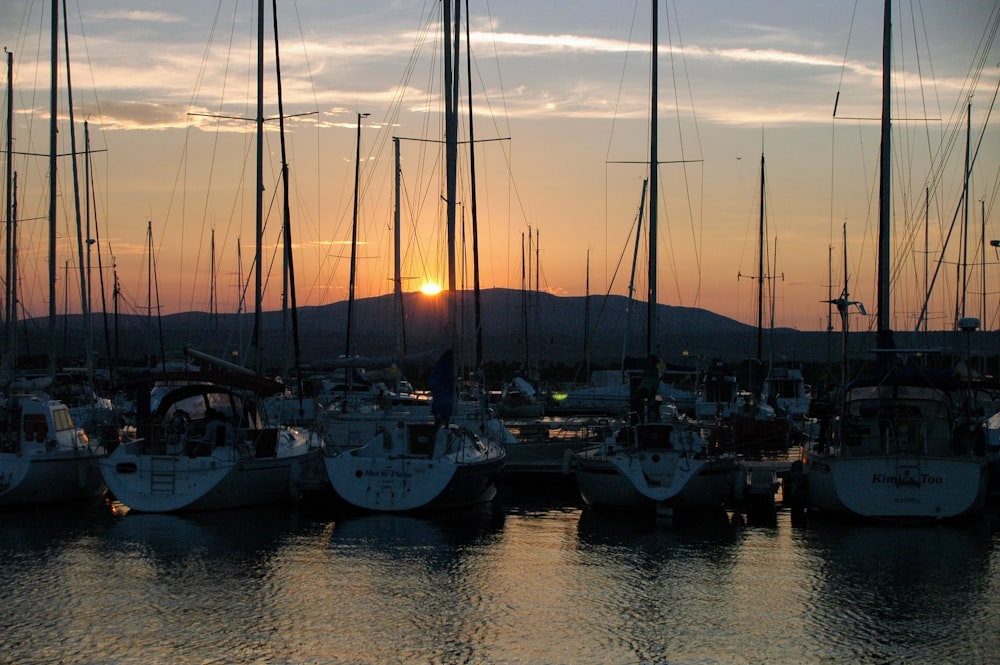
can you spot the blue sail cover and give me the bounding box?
[429,349,455,423]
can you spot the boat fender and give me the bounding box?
[561,447,573,475]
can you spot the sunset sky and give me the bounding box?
[2,0,998,335]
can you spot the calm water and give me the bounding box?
[2,497,999,665]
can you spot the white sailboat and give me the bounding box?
[323,0,505,513]
[573,0,737,516]
[802,0,989,522]
[99,1,321,512]
[100,366,317,513]
[0,5,105,507]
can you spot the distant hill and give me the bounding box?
[16,287,998,375]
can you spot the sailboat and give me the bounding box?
[322,0,505,513]
[802,0,989,522]
[99,0,320,513]
[572,1,737,517]
[710,152,791,458]
[0,5,105,508]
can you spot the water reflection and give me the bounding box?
[573,508,751,664]
[1,501,998,664]
[798,520,1000,662]
[318,509,506,664]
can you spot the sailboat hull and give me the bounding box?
[0,452,104,507]
[573,424,737,513]
[804,453,988,521]
[323,422,505,513]
[101,437,320,513]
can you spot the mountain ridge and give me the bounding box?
[19,287,998,373]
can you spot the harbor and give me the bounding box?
[2,495,999,665]
[2,1,1000,661]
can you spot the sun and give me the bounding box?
[420,281,442,296]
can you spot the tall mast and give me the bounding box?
[210,228,216,320]
[272,0,302,401]
[146,221,153,366]
[4,48,14,364]
[923,187,928,333]
[393,137,402,357]
[63,0,89,377]
[85,122,94,377]
[444,0,459,349]
[465,0,483,370]
[757,152,765,361]
[646,0,659,357]
[958,102,971,326]
[252,0,264,373]
[875,0,892,351]
[48,0,58,376]
[584,250,591,378]
[345,111,367,360]
[525,227,531,368]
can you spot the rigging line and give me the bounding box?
[833,0,860,118]
[662,1,685,307]
[68,0,104,130]
[916,82,999,331]
[602,0,642,296]
[159,0,223,312]
[666,0,704,306]
[586,192,646,355]
[605,0,642,164]
[288,0,324,309]
[182,0,241,315]
[312,6,433,302]
[460,11,532,273]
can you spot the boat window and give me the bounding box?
[24,414,47,441]
[52,408,75,432]
[857,399,879,418]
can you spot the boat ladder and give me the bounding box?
[150,456,177,494]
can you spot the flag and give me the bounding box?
[429,349,454,423]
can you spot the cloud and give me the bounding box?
[87,10,186,24]
[94,100,192,130]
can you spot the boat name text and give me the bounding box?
[871,473,941,486]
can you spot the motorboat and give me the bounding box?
[0,395,105,507]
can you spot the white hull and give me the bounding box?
[573,423,737,512]
[101,436,320,513]
[804,452,987,521]
[0,396,105,507]
[319,402,516,453]
[0,450,104,507]
[324,423,505,513]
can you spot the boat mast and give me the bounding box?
[623,179,648,370]
[62,2,90,378]
[465,0,483,371]
[271,0,303,404]
[524,227,532,370]
[584,250,591,378]
[875,0,892,354]
[647,0,659,357]
[444,0,459,351]
[345,111,367,361]
[4,48,14,366]
[252,0,264,374]
[393,136,404,360]
[957,102,971,327]
[756,152,765,362]
[48,0,58,377]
